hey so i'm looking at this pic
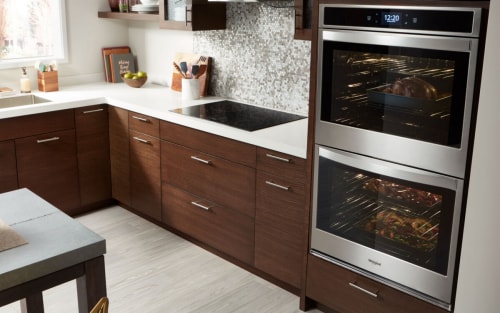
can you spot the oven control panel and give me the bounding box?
[321,6,480,36]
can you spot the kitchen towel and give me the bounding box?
[0,218,28,252]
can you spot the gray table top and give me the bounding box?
[0,188,106,291]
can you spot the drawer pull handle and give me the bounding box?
[348,282,379,298]
[37,137,60,144]
[265,180,290,191]
[191,201,211,211]
[133,136,150,144]
[190,156,212,165]
[83,108,104,114]
[266,153,291,163]
[132,115,150,123]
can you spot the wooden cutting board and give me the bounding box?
[171,52,211,97]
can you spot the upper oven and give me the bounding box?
[316,5,482,178]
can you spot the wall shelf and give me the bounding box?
[98,11,159,22]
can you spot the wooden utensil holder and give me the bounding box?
[38,71,59,92]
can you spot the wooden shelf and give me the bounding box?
[98,11,159,22]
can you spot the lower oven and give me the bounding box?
[311,145,464,310]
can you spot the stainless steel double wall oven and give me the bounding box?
[311,3,485,310]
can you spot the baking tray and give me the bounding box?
[367,84,451,110]
[362,178,442,211]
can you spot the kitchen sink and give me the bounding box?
[0,94,51,109]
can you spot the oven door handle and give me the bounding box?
[316,145,463,191]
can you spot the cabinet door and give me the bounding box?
[109,106,130,206]
[0,140,18,193]
[75,105,111,207]
[255,171,306,288]
[159,0,226,31]
[16,129,80,214]
[130,130,161,221]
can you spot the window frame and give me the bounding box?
[0,0,69,69]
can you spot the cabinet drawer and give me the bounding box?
[257,148,306,182]
[162,141,255,217]
[0,109,74,141]
[129,111,159,137]
[162,184,254,265]
[306,254,447,313]
[160,121,256,167]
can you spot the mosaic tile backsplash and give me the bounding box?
[194,2,311,115]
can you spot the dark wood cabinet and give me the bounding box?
[109,106,131,206]
[159,0,226,31]
[295,0,313,40]
[16,129,81,214]
[255,148,307,288]
[306,254,448,313]
[162,141,255,218]
[0,140,18,193]
[75,105,111,207]
[130,130,162,221]
[160,121,256,264]
[129,112,162,221]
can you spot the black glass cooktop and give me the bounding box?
[171,100,306,131]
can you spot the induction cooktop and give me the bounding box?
[171,100,306,132]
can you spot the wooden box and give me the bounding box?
[38,71,59,92]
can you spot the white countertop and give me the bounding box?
[0,82,308,158]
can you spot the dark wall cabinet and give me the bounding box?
[295,0,312,40]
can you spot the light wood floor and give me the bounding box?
[1,205,323,313]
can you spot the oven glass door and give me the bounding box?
[318,30,477,148]
[313,145,463,276]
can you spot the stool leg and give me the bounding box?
[20,292,44,313]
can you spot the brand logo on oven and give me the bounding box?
[368,259,382,266]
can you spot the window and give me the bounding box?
[0,0,67,68]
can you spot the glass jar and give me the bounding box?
[118,0,129,13]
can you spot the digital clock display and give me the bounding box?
[381,12,402,26]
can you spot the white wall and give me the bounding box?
[127,22,193,86]
[0,0,128,87]
[0,0,193,88]
[454,1,500,312]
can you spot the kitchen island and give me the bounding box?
[0,188,106,313]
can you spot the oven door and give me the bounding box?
[316,29,479,178]
[311,145,464,307]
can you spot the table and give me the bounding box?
[0,189,107,313]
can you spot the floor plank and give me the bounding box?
[1,206,322,313]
